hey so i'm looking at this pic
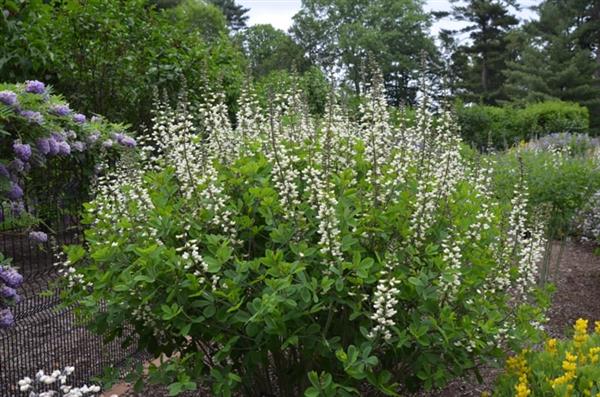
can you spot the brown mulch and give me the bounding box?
[113,241,600,397]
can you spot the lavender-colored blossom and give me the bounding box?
[13,143,31,162]
[7,182,23,201]
[113,133,124,143]
[37,138,50,155]
[73,113,86,123]
[29,231,48,243]
[49,104,71,116]
[120,136,136,148]
[48,137,59,156]
[91,115,102,123]
[0,90,18,106]
[0,266,23,288]
[0,164,8,178]
[10,201,24,216]
[9,159,24,174]
[20,110,44,124]
[51,132,65,142]
[25,80,45,94]
[87,132,100,143]
[58,141,71,155]
[102,139,113,148]
[0,308,14,328]
[0,285,17,299]
[71,141,85,152]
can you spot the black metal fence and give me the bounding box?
[0,164,142,396]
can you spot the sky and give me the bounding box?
[237,0,544,37]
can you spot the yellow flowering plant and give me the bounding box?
[493,319,600,397]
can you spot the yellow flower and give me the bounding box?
[480,392,490,397]
[574,318,589,348]
[546,338,558,354]
[595,320,600,334]
[562,352,578,372]
[515,380,530,397]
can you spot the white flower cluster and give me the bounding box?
[367,259,401,341]
[17,367,112,397]
[576,189,600,242]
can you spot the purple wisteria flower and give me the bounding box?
[51,132,65,142]
[37,138,50,155]
[58,141,71,155]
[87,132,100,143]
[48,137,59,156]
[71,141,85,152]
[25,80,45,94]
[13,142,31,162]
[0,90,18,107]
[113,133,124,143]
[29,231,48,243]
[49,104,71,116]
[0,164,8,178]
[0,285,17,299]
[11,201,24,216]
[102,139,113,148]
[120,136,136,148]
[0,308,14,328]
[20,110,44,125]
[7,182,23,201]
[73,113,86,123]
[0,266,23,288]
[91,115,102,123]
[9,159,24,174]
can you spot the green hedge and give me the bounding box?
[456,101,590,150]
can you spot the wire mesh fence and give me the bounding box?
[0,165,144,396]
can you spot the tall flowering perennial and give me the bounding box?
[494,318,600,396]
[61,80,548,396]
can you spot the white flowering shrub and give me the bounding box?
[61,77,548,396]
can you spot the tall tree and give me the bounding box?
[237,24,310,78]
[447,0,519,104]
[291,0,437,106]
[208,0,249,31]
[504,0,600,129]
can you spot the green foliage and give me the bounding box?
[492,148,600,239]
[445,0,519,104]
[167,0,228,42]
[504,0,600,131]
[207,0,249,31]
[254,68,330,115]
[237,24,310,78]
[456,101,590,150]
[0,0,246,127]
[0,0,54,82]
[61,84,548,395]
[493,319,600,396]
[291,0,437,106]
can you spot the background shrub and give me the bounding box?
[492,149,600,240]
[456,101,590,151]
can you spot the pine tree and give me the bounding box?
[504,0,600,129]
[448,0,519,104]
[208,0,249,31]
